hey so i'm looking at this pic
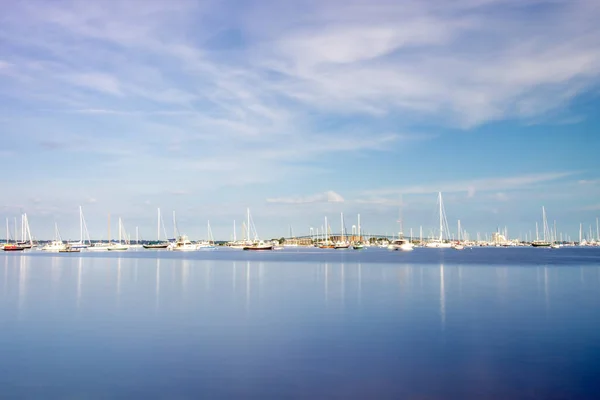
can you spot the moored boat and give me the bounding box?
[3,244,24,251]
[243,241,274,251]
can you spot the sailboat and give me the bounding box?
[334,213,350,249]
[197,221,216,250]
[532,207,552,247]
[3,218,24,251]
[352,214,366,249]
[318,216,335,248]
[388,196,414,251]
[16,213,34,249]
[42,223,67,252]
[69,206,91,249]
[143,208,170,249]
[242,208,274,250]
[425,192,452,248]
[107,218,129,251]
[166,212,199,251]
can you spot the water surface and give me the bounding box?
[1,248,599,399]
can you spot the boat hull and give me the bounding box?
[143,244,169,249]
[243,246,274,251]
[3,245,24,251]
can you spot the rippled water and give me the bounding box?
[1,248,599,399]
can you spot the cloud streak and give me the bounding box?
[267,191,345,204]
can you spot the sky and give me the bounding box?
[1,0,599,242]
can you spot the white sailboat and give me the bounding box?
[42,223,67,252]
[389,195,414,251]
[197,220,216,250]
[426,192,452,248]
[107,218,129,251]
[69,206,91,249]
[16,213,34,249]
[334,212,350,249]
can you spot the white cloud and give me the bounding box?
[363,172,578,197]
[266,190,344,204]
[65,73,122,96]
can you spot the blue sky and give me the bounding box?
[1,0,599,241]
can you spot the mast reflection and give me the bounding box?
[440,263,446,331]
[155,258,161,311]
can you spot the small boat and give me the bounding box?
[531,241,551,248]
[243,240,274,251]
[142,242,169,249]
[318,242,335,249]
[168,235,198,251]
[107,244,129,251]
[453,243,465,250]
[59,244,80,253]
[3,244,24,251]
[334,242,350,249]
[87,242,113,251]
[42,223,67,252]
[389,239,414,251]
[550,243,561,249]
[352,242,365,250]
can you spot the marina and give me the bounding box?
[4,196,599,253]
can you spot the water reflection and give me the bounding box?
[440,263,446,331]
[324,263,329,305]
[117,257,122,306]
[155,258,160,311]
[18,255,29,318]
[245,261,251,313]
[232,261,237,294]
[544,266,549,316]
[182,259,190,294]
[357,263,362,307]
[77,257,83,310]
[341,263,345,306]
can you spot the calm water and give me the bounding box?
[1,247,599,399]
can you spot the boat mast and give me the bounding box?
[5,218,9,244]
[438,192,443,242]
[118,217,122,244]
[542,206,547,242]
[398,194,404,238]
[579,223,582,243]
[247,208,251,242]
[173,211,177,239]
[157,208,161,241]
[108,213,111,242]
[233,220,237,242]
[536,222,539,241]
[79,206,83,243]
[340,212,344,242]
[325,216,328,243]
[458,220,461,242]
[358,214,361,241]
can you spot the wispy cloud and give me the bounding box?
[363,172,579,197]
[267,190,345,204]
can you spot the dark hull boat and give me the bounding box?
[143,243,169,249]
